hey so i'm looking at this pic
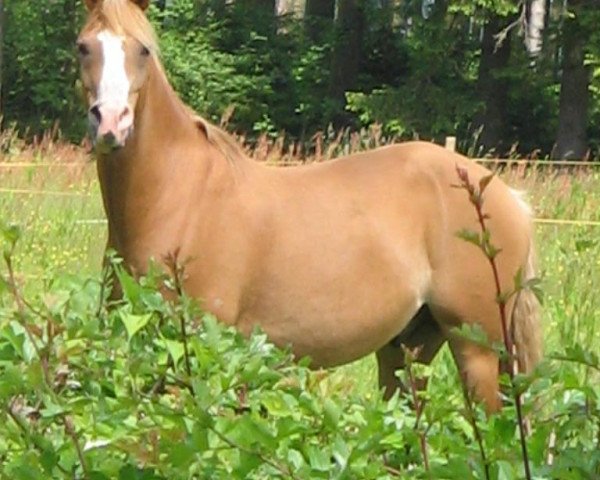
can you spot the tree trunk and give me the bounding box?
[329,0,364,127]
[304,0,335,43]
[525,0,546,58]
[474,14,512,154]
[276,0,295,16]
[553,6,590,160]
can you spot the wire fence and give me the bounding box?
[68,218,600,227]
[2,158,600,168]
[2,158,600,227]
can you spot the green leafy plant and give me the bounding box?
[0,164,599,478]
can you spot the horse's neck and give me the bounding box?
[96,59,237,262]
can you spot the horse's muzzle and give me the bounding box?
[88,102,133,152]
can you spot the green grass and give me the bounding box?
[0,163,105,284]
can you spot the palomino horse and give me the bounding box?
[77,0,541,412]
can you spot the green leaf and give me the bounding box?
[306,444,331,472]
[479,173,495,193]
[261,391,298,417]
[451,323,491,349]
[1,324,26,360]
[456,229,482,247]
[332,436,350,470]
[0,365,25,399]
[168,441,196,467]
[40,445,59,475]
[202,313,221,349]
[119,312,152,341]
[2,224,22,248]
[323,398,341,429]
[525,277,544,305]
[485,243,502,259]
[163,338,185,366]
[195,409,215,429]
[192,423,209,451]
[40,396,67,418]
[287,449,306,470]
[234,451,262,477]
[496,460,517,480]
[114,267,142,306]
[226,415,277,450]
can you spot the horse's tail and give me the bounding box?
[511,237,542,374]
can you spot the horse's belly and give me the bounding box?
[226,198,432,367]
[236,269,427,367]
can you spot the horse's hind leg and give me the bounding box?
[448,338,502,413]
[376,305,445,400]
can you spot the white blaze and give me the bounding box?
[97,31,130,105]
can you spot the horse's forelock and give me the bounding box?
[83,0,158,53]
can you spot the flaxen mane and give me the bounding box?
[81,0,158,53]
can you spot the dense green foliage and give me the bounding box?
[2,0,600,156]
[3,0,84,137]
[0,228,599,479]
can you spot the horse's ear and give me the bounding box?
[84,0,100,11]
[192,116,209,138]
[184,106,209,138]
[83,0,149,11]
[130,0,150,11]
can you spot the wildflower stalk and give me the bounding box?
[402,346,431,476]
[460,379,491,480]
[163,249,192,377]
[454,165,532,480]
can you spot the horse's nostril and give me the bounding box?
[89,105,102,123]
[119,106,130,121]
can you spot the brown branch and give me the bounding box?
[62,414,89,479]
[3,248,52,388]
[383,465,402,477]
[163,250,192,377]
[493,1,526,51]
[95,256,113,319]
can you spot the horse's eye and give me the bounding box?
[77,42,90,56]
[141,45,150,57]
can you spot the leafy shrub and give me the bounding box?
[0,223,599,479]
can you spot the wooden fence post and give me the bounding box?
[445,136,457,152]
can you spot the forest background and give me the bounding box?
[1,0,600,159]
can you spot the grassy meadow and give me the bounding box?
[1,138,599,478]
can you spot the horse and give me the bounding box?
[77,0,541,413]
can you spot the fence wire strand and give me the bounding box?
[2,158,599,226]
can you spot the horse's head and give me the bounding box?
[77,0,156,152]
